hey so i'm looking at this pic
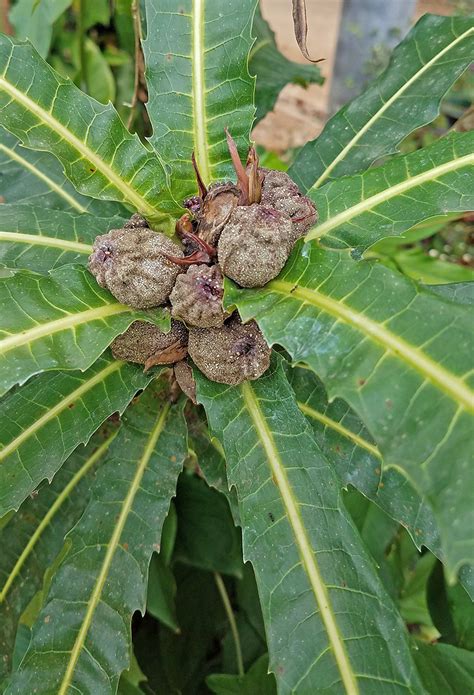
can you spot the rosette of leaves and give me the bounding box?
[0,2,473,694]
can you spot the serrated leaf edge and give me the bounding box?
[240,380,359,695]
[0,360,124,463]
[308,150,474,242]
[56,403,170,695]
[0,431,117,603]
[311,25,474,190]
[0,73,157,217]
[269,280,474,413]
[0,142,87,214]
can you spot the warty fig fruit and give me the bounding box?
[217,204,292,288]
[188,314,271,385]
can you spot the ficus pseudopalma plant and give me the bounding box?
[0,1,473,693]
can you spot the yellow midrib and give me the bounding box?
[297,402,382,460]
[309,151,474,240]
[0,303,129,354]
[0,361,123,463]
[192,0,211,184]
[0,143,87,213]
[0,77,156,216]
[0,231,92,254]
[57,404,170,695]
[0,431,117,602]
[241,382,359,695]
[311,26,474,190]
[270,280,474,413]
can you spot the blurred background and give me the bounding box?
[254,0,470,151]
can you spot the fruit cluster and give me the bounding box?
[88,134,317,395]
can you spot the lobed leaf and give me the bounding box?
[0,36,174,230]
[250,7,323,124]
[0,264,169,394]
[225,245,474,578]
[8,384,187,695]
[307,131,474,252]
[0,205,125,273]
[289,15,474,192]
[0,128,126,216]
[196,355,424,695]
[0,356,157,515]
[0,428,117,685]
[143,0,256,203]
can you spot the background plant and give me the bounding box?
[0,2,473,693]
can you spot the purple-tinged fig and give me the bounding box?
[170,264,226,328]
[188,314,271,385]
[89,225,183,308]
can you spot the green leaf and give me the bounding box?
[142,0,256,203]
[412,641,474,694]
[0,427,116,685]
[287,366,440,555]
[146,504,179,632]
[82,0,110,30]
[188,414,240,524]
[307,132,474,252]
[0,128,126,215]
[289,15,474,192]
[173,473,242,577]
[250,7,323,124]
[0,264,169,394]
[0,205,125,273]
[118,653,148,695]
[379,248,474,286]
[207,653,276,695]
[446,581,474,651]
[427,281,474,305]
[83,38,116,104]
[0,356,157,515]
[8,383,187,694]
[226,245,474,578]
[196,355,424,695]
[146,553,179,633]
[0,36,173,229]
[9,0,73,58]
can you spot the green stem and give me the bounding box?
[214,572,244,677]
[76,0,87,93]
